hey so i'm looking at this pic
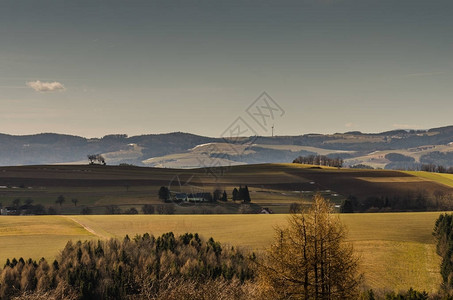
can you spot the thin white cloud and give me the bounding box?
[26,80,65,92]
[345,122,354,128]
[392,123,419,129]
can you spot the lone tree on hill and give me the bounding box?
[71,198,78,207]
[87,154,106,165]
[258,194,361,299]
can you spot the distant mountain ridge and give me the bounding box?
[1,126,453,168]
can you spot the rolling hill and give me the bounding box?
[0,213,444,292]
[1,126,453,169]
[0,163,452,292]
[0,163,452,214]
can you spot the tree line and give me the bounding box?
[293,155,343,167]
[0,232,256,299]
[340,189,453,213]
[386,163,453,173]
[0,198,62,216]
[420,164,453,174]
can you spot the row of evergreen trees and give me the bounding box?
[232,186,251,203]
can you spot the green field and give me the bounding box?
[405,171,453,188]
[0,212,444,292]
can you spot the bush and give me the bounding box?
[340,198,354,213]
[81,207,92,215]
[382,288,429,300]
[104,205,121,215]
[157,204,175,215]
[125,207,138,214]
[238,204,253,214]
[142,204,155,214]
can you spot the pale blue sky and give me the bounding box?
[1,0,452,137]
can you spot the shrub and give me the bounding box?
[125,207,138,214]
[142,204,155,214]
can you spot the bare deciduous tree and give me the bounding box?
[87,154,106,165]
[258,194,362,299]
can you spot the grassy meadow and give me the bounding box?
[405,171,453,188]
[0,216,92,262]
[0,212,444,292]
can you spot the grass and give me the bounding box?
[0,212,444,292]
[340,212,442,292]
[405,171,453,188]
[0,216,93,262]
[0,164,452,291]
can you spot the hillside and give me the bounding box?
[0,213,443,292]
[0,163,452,214]
[1,126,453,169]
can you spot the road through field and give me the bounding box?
[64,216,110,240]
[0,216,94,262]
[65,216,113,240]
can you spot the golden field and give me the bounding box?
[0,212,444,292]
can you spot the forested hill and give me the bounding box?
[0,132,216,166]
[1,125,453,167]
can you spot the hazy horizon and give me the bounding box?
[1,0,452,138]
[1,124,452,140]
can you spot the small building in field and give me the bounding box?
[1,207,17,215]
[174,193,188,201]
[172,192,208,202]
[186,194,206,202]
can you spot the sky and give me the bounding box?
[1,0,452,138]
